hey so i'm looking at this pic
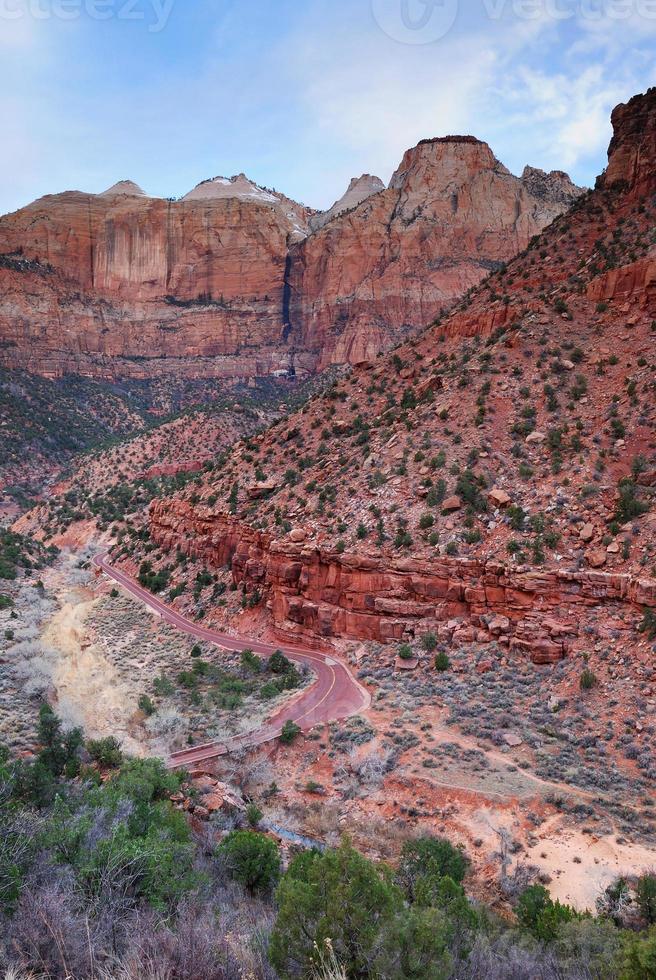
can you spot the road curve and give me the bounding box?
[92,554,370,768]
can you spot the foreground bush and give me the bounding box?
[2,710,656,979]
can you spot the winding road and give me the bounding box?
[92,554,370,768]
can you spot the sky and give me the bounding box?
[1,0,655,216]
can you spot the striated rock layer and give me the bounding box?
[287,139,584,368]
[0,140,582,380]
[149,502,656,664]
[139,88,656,656]
[0,190,314,380]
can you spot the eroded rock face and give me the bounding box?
[0,191,310,379]
[309,175,385,233]
[148,501,656,662]
[602,86,656,197]
[287,138,584,369]
[0,140,581,380]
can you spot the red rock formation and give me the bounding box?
[0,142,581,379]
[0,190,311,379]
[601,86,656,197]
[140,88,656,659]
[148,501,656,663]
[287,138,583,368]
[587,250,656,316]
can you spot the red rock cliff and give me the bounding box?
[287,138,583,368]
[0,142,581,380]
[0,188,311,379]
[601,86,656,197]
[149,501,656,663]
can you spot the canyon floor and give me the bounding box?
[2,542,654,915]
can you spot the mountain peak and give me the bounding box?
[182,173,280,205]
[389,137,506,192]
[602,86,656,196]
[521,166,585,207]
[100,180,148,198]
[310,174,385,232]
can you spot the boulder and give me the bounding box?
[488,487,512,508]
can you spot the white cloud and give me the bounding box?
[0,1,655,215]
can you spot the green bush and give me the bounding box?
[398,835,470,898]
[580,668,598,691]
[246,803,263,828]
[434,652,451,672]
[619,927,656,978]
[639,608,656,641]
[615,480,649,524]
[241,648,262,672]
[269,650,293,674]
[637,874,656,925]
[138,695,155,717]
[280,720,301,744]
[517,884,579,941]
[218,831,280,894]
[87,736,124,769]
[270,839,401,977]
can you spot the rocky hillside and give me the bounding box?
[141,88,656,663]
[0,145,581,381]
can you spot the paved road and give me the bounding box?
[92,554,370,768]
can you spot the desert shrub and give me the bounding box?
[640,608,656,641]
[86,736,124,768]
[398,835,470,898]
[580,669,598,691]
[138,695,155,717]
[435,652,451,672]
[422,633,438,653]
[280,720,301,744]
[218,831,280,894]
[270,839,400,977]
[241,648,262,673]
[615,479,649,523]
[637,873,656,925]
[516,884,579,941]
[619,927,656,979]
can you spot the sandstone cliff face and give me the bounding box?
[0,191,310,379]
[287,138,584,369]
[601,86,656,197]
[149,501,656,663]
[0,141,581,380]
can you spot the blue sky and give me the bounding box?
[1,0,655,216]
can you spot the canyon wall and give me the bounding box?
[0,142,582,380]
[601,85,656,198]
[287,140,583,369]
[0,190,312,380]
[149,502,656,661]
